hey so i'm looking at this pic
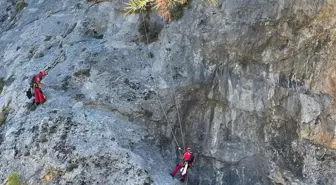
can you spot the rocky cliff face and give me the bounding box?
[1,0,336,184]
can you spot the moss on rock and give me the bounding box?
[15,0,28,12]
[7,172,23,185]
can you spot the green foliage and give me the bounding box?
[124,0,152,15]
[0,112,5,126]
[171,4,184,21]
[7,172,23,185]
[0,78,4,94]
[124,0,177,21]
[0,105,10,126]
[14,0,28,12]
[124,0,217,21]
[74,69,91,77]
[44,36,52,41]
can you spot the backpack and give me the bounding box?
[187,153,195,164]
[26,88,32,99]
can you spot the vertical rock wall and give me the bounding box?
[140,0,336,184]
[1,0,336,184]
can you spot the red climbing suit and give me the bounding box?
[33,70,46,104]
[171,147,192,181]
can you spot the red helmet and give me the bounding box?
[39,70,46,76]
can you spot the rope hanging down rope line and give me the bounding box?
[166,29,185,152]
[162,17,186,152]
[140,11,186,152]
[141,13,195,185]
[159,13,200,185]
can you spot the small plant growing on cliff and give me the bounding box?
[124,0,217,21]
[124,0,182,21]
[0,108,10,126]
[0,104,11,126]
[73,69,91,77]
[171,4,184,21]
[44,36,52,41]
[0,78,4,94]
[14,0,28,12]
[6,172,23,185]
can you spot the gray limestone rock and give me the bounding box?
[1,0,336,185]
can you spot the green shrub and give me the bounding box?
[15,0,28,12]
[7,172,23,185]
[0,106,10,126]
[74,69,91,77]
[0,78,4,94]
[171,4,184,21]
[44,36,52,41]
[124,0,217,21]
[0,112,5,126]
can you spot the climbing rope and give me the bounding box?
[138,11,198,184]
[140,11,184,151]
[165,26,186,151]
[159,16,187,152]
[161,20,203,185]
[156,92,181,149]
